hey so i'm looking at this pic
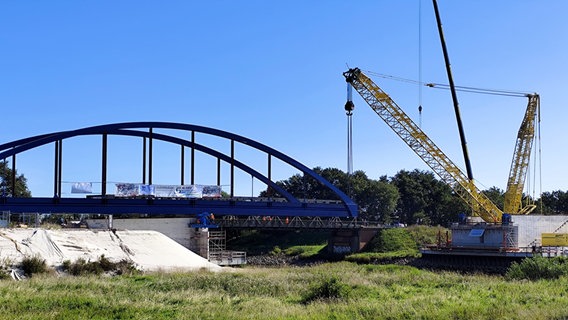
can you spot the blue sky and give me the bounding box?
[1,1,567,198]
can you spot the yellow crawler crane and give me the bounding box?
[343,67,503,223]
[503,94,539,215]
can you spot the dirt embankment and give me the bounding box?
[0,228,223,273]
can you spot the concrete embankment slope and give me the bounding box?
[0,229,222,272]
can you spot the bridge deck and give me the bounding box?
[0,196,354,218]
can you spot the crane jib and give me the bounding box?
[343,68,502,223]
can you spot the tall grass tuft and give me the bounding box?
[301,276,351,304]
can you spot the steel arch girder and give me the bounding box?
[0,122,358,217]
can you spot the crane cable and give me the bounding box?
[537,99,543,214]
[365,70,532,98]
[418,0,423,128]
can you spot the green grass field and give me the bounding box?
[1,262,567,319]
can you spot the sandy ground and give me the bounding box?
[0,228,223,272]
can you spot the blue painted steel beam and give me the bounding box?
[110,129,299,204]
[0,122,358,217]
[0,197,351,217]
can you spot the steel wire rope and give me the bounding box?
[362,68,541,204]
[537,100,543,214]
[364,70,532,98]
[418,0,423,128]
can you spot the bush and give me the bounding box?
[62,256,138,276]
[271,246,282,255]
[301,276,351,304]
[20,255,49,276]
[97,255,115,272]
[506,256,568,281]
[65,258,103,276]
[114,259,139,276]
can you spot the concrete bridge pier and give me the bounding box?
[189,228,211,259]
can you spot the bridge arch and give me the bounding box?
[1,122,357,217]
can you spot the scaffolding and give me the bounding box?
[190,228,246,266]
[208,230,226,256]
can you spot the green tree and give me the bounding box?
[482,187,505,210]
[0,160,32,197]
[540,190,568,214]
[350,172,398,223]
[261,167,399,222]
[390,169,463,226]
[262,167,351,201]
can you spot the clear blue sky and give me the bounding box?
[1,1,567,198]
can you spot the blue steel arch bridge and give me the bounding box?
[0,122,358,228]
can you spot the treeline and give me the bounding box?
[261,167,568,226]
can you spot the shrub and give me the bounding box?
[64,258,103,276]
[271,246,282,255]
[114,259,139,276]
[61,256,138,276]
[20,255,49,276]
[61,259,71,270]
[97,255,115,272]
[301,276,351,304]
[506,256,568,281]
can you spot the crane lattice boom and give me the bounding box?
[504,94,539,214]
[344,68,503,223]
